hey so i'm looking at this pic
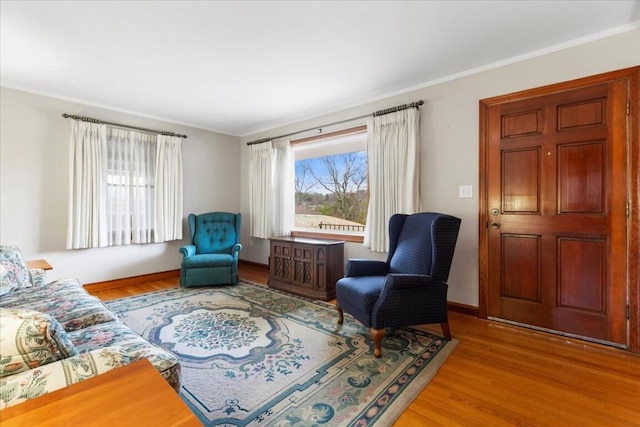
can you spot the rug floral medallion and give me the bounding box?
[107,281,457,427]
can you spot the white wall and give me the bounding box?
[2,29,637,302]
[0,87,241,284]
[240,29,640,307]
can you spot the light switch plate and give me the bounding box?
[459,185,473,198]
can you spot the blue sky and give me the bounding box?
[295,151,366,195]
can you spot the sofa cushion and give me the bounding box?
[0,245,32,296]
[10,295,117,332]
[0,277,117,332]
[0,308,79,378]
[0,346,130,409]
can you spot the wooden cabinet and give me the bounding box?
[268,236,344,301]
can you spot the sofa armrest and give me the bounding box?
[179,245,196,259]
[28,268,47,287]
[0,347,130,409]
[0,308,79,378]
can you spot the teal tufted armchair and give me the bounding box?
[179,212,242,287]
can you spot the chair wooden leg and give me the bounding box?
[336,302,344,325]
[370,328,385,358]
[441,321,452,341]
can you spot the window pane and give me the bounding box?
[295,146,368,236]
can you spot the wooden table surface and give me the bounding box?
[0,359,202,427]
[25,259,53,270]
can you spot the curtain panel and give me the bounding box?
[154,135,183,242]
[249,142,273,239]
[248,140,293,239]
[66,121,108,249]
[271,140,294,237]
[364,108,421,252]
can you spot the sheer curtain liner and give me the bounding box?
[106,128,156,245]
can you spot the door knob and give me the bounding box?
[490,222,500,229]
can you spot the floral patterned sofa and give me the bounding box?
[0,245,181,409]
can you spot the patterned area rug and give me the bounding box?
[106,281,457,426]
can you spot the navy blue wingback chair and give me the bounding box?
[336,212,461,358]
[179,212,242,287]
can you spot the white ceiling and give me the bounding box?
[1,1,639,137]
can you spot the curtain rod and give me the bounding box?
[61,114,188,139]
[246,100,423,146]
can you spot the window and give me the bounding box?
[67,120,183,249]
[291,127,368,242]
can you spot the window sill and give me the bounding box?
[291,230,364,243]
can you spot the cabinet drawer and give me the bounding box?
[272,244,291,257]
[293,245,314,260]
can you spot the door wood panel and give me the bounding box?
[558,142,604,213]
[557,237,605,312]
[479,67,640,352]
[502,149,540,213]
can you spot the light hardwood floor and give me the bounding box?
[89,265,640,426]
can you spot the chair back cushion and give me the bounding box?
[190,212,241,254]
[388,212,461,282]
[388,213,433,275]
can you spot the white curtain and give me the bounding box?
[67,121,108,249]
[249,140,294,239]
[249,142,273,239]
[271,139,294,237]
[106,128,156,245]
[154,135,183,242]
[67,121,183,248]
[364,108,421,252]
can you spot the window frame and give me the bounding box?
[291,125,367,243]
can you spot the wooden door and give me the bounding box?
[482,78,629,346]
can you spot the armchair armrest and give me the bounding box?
[382,273,440,290]
[231,243,243,259]
[345,259,389,277]
[179,245,196,259]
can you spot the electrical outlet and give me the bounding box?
[459,185,473,198]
